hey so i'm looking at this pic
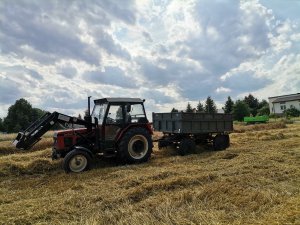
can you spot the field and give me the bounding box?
[0,122,299,224]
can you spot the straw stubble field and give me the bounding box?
[0,122,299,224]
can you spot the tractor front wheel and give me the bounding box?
[63,150,92,173]
[118,127,152,163]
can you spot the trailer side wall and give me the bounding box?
[153,112,233,134]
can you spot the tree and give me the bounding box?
[232,100,250,121]
[223,96,234,113]
[0,118,4,132]
[171,108,179,113]
[244,94,259,116]
[205,96,217,113]
[186,102,193,113]
[3,98,46,133]
[78,114,82,119]
[3,98,33,133]
[257,99,270,116]
[258,99,269,109]
[196,101,204,112]
[257,106,270,116]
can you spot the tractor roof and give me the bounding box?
[94,98,144,104]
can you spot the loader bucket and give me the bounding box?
[13,131,41,150]
[12,112,54,150]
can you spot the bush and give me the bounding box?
[284,106,300,117]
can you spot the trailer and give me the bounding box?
[243,115,269,124]
[153,112,233,155]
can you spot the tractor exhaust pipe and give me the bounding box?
[88,96,91,116]
[84,96,92,128]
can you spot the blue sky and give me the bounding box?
[0,0,299,117]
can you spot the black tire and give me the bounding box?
[213,134,228,151]
[118,127,152,164]
[63,149,92,173]
[224,134,230,148]
[178,138,196,156]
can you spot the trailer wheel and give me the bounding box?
[118,127,152,163]
[213,135,228,151]
[178,138,196,156]
[63,150,92,173]
[224,134,230,148]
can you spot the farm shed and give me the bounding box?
[268,93,300,114]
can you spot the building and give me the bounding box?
[268,93,300,114]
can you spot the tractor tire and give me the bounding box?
[63,149,92,173]
[118,127,152,164]
[178,138,196,156]
[213,134,228,151]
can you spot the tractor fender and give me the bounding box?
[73,146,94,158]
[116,123,153,144]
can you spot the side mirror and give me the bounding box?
[126,104,131,113]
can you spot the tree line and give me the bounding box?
[1,94,299,133]
[174,94,271,121]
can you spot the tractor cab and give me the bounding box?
[91,98,149,140]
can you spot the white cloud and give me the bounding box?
[216,87,231,93]
[0,0,299,118]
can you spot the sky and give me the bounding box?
[0,0,300,118]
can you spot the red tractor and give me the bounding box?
[13,98,153,173]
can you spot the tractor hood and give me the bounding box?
[54,128,89,137]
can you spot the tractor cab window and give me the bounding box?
[106,105,123,124]
[91,103,108,124]
[126,103,147,123]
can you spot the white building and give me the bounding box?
[268,93,300,114]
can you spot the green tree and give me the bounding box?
[3,98,46,133]
[171,108,179,113]
[257,106,270,116]
[233,100,250,121]
[0,118,4,132]
[257,99,270,116]
[223,96,234,113]
[258,99,269,109]
[205,96,217,113]
[196,101,204,112]
[186,102,193,113]
[244,94,259,116]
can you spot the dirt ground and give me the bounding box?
[0,123,299,224]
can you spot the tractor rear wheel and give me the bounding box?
[63,149,92,173]
[118,127,152,163]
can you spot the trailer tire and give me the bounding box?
[224,134,230,148]
[118,127,152,164]
[213,134,228,151]
[63,149,92,173]
[178,138,196,156]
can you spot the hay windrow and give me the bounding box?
[234,121,287,133]
[0,124,299,224]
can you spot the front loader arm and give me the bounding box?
[13,112,93,150]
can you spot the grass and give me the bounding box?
[0,123,299,224]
